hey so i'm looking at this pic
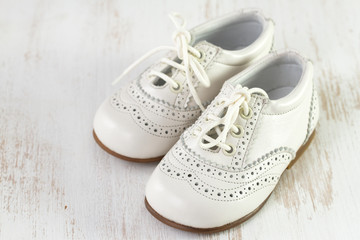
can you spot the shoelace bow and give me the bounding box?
[197,85,268,152]
[113,12,210,110]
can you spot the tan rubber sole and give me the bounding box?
[145,194,272,234]
[93,130,164,163]
[145,130,316,233]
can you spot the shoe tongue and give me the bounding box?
[152,41,216,83]
[140,41,223,107]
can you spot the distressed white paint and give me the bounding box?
[0,0,360,239]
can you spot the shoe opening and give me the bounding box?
[192,12,266,51]
[240,52,305,100]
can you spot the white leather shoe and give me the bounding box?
[93,10,274,162]
[145,50,319,232]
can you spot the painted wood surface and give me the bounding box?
[1,0,360,239]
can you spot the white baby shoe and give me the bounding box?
[93,10,274,162]
[145,50,319,232]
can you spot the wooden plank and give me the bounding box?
[0,0,359,239]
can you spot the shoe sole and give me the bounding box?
[145,130,316,233]
[93,130,164,163]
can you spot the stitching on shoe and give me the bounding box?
[180,135,296,171]
[163,147,291,185]
[159,156,282,202]
[171,140,295,173]
[129,82,202,116]
[178,44,221,108]
[239,97,268,168]
[110,97,191,138]
[304,84,317,143]
[230,96,265,168]
[136,77,202,111]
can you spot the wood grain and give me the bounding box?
[1,0,360,239]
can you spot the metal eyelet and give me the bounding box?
[222,144,235,156]
[216,100,225,106]
[196,50,205,61]
[170,81,182,93]
[230,125,244,138]
[191,126,202,137]
[240,107,253,119]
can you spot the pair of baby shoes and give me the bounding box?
[93,9,319,233]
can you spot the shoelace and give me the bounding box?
[196,85,268,153]
[112,13,210,111]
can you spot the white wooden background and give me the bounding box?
[1,0,360,239]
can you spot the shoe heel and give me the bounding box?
[286,130,316,170]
